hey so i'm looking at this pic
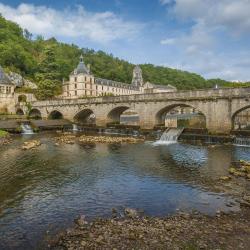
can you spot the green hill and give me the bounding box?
[0,14,249,99]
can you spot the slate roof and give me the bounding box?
[72,55,90,75]
[0,66,13,85]
[95,77,140,90]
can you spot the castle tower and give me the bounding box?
[131,65,143,87]
[73,54,90,75]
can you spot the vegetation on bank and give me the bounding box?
[0,14,250,100]
[0,129,8,138]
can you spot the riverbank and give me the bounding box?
[49,208,250,249]
[0,129,11,145]
[49,159,250,250]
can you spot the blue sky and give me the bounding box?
[0,0,250,81]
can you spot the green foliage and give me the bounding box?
[25,102,32,113]
[0,129,9,138]
[0,14,249,99]
[34,45,62,99]
[15,87,36,94]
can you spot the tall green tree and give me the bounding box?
[35,45,62,100]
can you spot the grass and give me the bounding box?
[0,130,9,138]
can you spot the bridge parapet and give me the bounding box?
[30,87,250,107]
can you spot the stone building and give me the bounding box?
[62,55,176,99]
[0,66,15,113]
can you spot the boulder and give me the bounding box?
[219,176,231,181]
[6,71,37,89]
[22,140,41,150]
[124,208,139,218]
[74,215,87,227]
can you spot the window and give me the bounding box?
[85,76,87,81]
[75,84,77,89]
[75,91,77,96]
[75,77,77,82]
[6,86,11,93]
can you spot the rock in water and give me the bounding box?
[74,215,87,227]
[219,176,231,181]
[124,208,139,218]
[22,140,41,150]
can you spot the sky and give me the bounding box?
[0,0,250,81]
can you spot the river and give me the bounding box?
[0,132,250,249]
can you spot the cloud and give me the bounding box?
[159,0,174,5]
[0,3,142,43]
[160,38,176,45]
[172,0,250,35]
[160,0,250,81]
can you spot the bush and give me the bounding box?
[0,130,9,138]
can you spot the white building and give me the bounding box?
[0,66,15,113]
[62,55,176,99]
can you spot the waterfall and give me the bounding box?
[21,124,34,135]
[72,124,79,132]
[154,128,184,145]
[233,137,250,147]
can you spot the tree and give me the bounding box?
[35,45,62,100]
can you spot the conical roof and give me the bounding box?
[73,55,90,75]
[0,66,13,85]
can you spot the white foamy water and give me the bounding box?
[21,124,34,135]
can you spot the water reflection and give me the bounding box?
[0,133,250,249]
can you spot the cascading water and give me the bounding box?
[21,124,34,135]
[72,124,79,132]
[234,137,250,147]
[154,128,184,145]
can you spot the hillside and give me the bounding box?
[0,14,249,99]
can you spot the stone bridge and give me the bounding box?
[18,87,250,134]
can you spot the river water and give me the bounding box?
[0,132,250,249]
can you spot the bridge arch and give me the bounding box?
[16,108,25,115]
[155,103,206,129]
[74,109,96,125]
[232,105,250,130]
[29,109,42,119]
[18,95,27,103]
[107,106,130,124]
[48,110,64,120]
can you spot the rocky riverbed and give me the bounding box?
[54,133,144,145]
[0,137,12,146]
[49,160,250,250]
[49,208,250,250]
[21,140,41,150]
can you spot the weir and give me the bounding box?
[72,124,79,132]
[21,124,34,135]
[155,128,184,144]
[234,137,250,147]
